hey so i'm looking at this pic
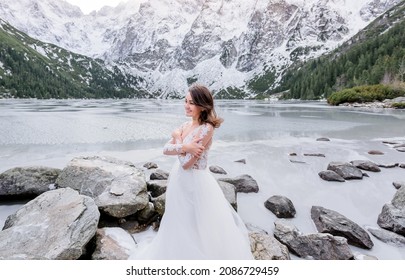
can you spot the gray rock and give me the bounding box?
[378,163,398,168]
[396,147,405,152]
[273,220,353,260]
[311,206,373,249]
[366,226,405,247]
[150,169,169,180]
[147,180,167,197]
[392,184,405,209]
[264,195,296,218]
[218,181,237,211]
[368,150,384,155]
[249,231,290,260]
[304,153,325,157]
[0,188,99,260]
[316,137,330,141]
[136,202,157,224]
[350,160,381,172]
[92,227,136,260]
[234,159,246,164]
[318,170,345,182]
[143,162,158,169]
[393,181,405,190]
[153,193,166,216]
[289,159,306,164]
[0,166,61,198]
[377,204,405,236]
[394,143,405,148]
[382,141,399,145]
[209,165,227,174]
[218,174,259,193]
[55,156,148,218]
[327,162,363,180]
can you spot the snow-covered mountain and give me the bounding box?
[0,0,402,97]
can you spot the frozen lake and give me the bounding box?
[0,98,404,259]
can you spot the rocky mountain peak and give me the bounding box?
[0,0,402,97]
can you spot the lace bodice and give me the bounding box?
[163,122,214,170]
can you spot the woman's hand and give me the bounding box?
[183,137,205,158]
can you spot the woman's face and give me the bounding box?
[185,92,202,120]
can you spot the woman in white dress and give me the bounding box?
[131,84,253,260]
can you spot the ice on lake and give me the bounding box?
[1,98,404,259]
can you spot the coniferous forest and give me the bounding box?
[0,19,150,99]
[273,3,405,100]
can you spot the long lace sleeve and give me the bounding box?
[180,123,214,170]
[163,122,187,155]
[163,137,184,155]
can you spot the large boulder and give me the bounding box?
[327,162,363,180]
[209,165,227,175]
[273,220,353,260]
[248,225,290,260]
[0,166,61,198]
[366,226,405,247]
[218,174,259,193]
[264,195,296,218]
[311,206,373,249]
[55,156,148,218]
[218,180,237,211]
[0,188,99,260]
[318,170,345,182]
[350,160,381,172]
[377,185,405,236]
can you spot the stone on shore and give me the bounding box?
[248,225,290,260]
[0,166,61,198]
[366,226,405,247]
[273,220,353,260]
[327,162,363,180]
[311,206,373,249]
[393,181,405,189]
[318,170,345,182]
[143,162,158,169]
[264,195,296,218]
[55,156,148,218]
[218,180,237,211]
[147,180,167,197]
[92,227,137,260]
[209,165,227,175]
[0,188,99,260]
[377,185,405,236]
[218,174,259,193]
[350,160,381,172]
[150,169,169,180]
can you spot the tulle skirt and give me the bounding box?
[130,161,253,260]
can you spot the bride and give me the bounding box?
[131,84,253,260]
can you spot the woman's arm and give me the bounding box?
[162,137,184,155]
[163,123,187,155]
[180,124,214,170]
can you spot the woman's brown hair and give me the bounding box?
[188,84,223,128]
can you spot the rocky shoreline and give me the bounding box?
[337,96,405,109]
[0,142,405,260]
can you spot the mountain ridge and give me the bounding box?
[0,0,403,98]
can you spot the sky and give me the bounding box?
[64,0,125,14]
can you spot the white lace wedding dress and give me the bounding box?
[130,122,253,260]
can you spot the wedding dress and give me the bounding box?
[130,122,253,260]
